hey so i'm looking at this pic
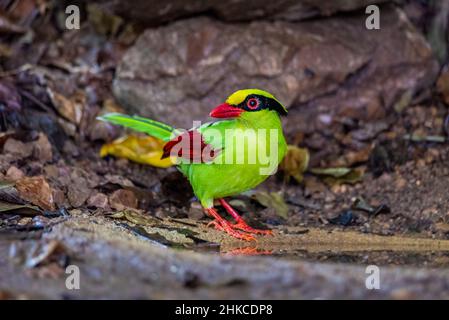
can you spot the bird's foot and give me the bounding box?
[231,220,274,236]
[207,219,256,242]
[218,198,274,236]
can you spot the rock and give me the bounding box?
[89,120,120,142]
[67,181,91,208]
[62,140,80,157]
[52,188,67,207]
[15,176,55,211]
[0,80,21,112]
[32,133,53,163]
[67,171,91,208]
[43,164,59,179]
[104,174,134,187]
[3,134,53,163]
[3,138,33,159]
[114,6,438,135]
[390,288,417,300]
[303,176,327,195]
[44,164,72,188]
[89,99,123,141]
[26,161,43,176]
[90,0,388,25]
[109,189,138,210]
[395,177,407,190]
[87,192,109,209]
[188,201,204,220]
[5,166,24,181]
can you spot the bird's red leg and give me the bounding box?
[205,208,256,241]
[219,198,273,235]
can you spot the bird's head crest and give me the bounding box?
[210,89,288,119]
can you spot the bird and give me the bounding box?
[97,89,288,241]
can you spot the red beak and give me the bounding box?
[209,103,243,118]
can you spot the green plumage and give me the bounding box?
[178,110,286,208]
[97,113,177,141]
[98,91,287,209]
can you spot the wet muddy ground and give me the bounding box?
[3,206,449,299]
[2,213,449,299]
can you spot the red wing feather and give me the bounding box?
[161,130,220,163]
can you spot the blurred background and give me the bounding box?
[2,0,449,299]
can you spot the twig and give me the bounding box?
[19,89,55,114]
[0,64,33,78]
[403,134,446,143]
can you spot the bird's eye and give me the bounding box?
[246,98,259,110]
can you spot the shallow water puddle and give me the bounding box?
[215,227,449,267]
[219,245,449,267]
[107,214,449,268]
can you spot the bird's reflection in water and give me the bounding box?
[222,247,273,256]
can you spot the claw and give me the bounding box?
[209,220,256,241]
[218,198,273,236]
[207,220,224,231]
[232,221,274,236]
[205,209,256,241]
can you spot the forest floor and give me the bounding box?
[3,114,449,298]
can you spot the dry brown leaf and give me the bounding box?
[47,88,85,125]
[109,189,138,211]
[331,144,373,167]
[15,176,55,211]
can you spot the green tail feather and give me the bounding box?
[97,113,176,142]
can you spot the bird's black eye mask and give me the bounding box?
[237,95,288,116]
